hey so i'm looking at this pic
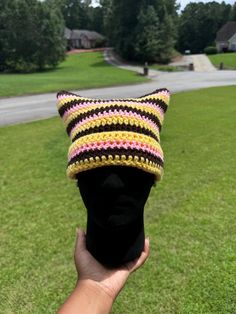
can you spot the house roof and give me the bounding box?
[64,27,72,40]
[216,21,236,42]
[70,30,105,41]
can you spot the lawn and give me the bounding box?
[0,52,148,97]
[208,52,236,70]
[1,86,236,313]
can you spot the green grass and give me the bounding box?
[1,86,236,313]
[208,52,236,70]
[0,52,148,97]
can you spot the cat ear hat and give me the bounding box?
[57,88,170,181]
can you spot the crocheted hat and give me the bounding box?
[57,88,170,181]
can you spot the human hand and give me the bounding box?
[74,228,150,303]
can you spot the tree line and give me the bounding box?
[0,0,65,72]
[0,0,236,72]
[178,1,236,54]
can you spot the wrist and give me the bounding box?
[75,279,114,310]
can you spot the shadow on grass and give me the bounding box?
[90,61,112,68]
[1,66,62,75]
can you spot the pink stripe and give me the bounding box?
[62,101,164,122]
[70,110,160,138]
[160,90,170,97]
[57,95,78,101]
[69,140,163,161]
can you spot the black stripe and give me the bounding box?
[72,124,159,143]
[68,148,163,168]
[59,97,168,117]
[140,98,168,113]
[66,106,162,135]
[137,88,169,98]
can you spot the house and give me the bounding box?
[64,27,73,50]
[216,21,236,52]
[65,27,106,50]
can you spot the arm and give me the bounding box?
[57,279,113,314]
[57,229,150,314]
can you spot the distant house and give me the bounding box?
[216,21,236,52]
[65,27,106,50]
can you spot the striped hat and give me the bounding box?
[57,88,170,181]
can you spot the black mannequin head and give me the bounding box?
[77,166,154,266]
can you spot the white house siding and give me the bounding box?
[216,41,229,52]
[229,33,236,51]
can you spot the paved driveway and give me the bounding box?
[189,54,217,72]
[170,54,217,72]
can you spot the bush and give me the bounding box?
[204,46,218,55]
[0,0,66,73]
[5,59,37,73]
[94,37,107,48]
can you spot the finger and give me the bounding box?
[133,237,150,271]
[128,237,150,273]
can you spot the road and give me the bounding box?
[1,69,236,126]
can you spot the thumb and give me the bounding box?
[75,228,86,253]
[126,237,150,273]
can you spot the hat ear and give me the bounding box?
[57,91,88,136]
[137,88,170,133]
[139,88,170,112]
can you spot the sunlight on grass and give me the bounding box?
[0,52,148,97]
[208,52,236,70]
[1,86,236,313]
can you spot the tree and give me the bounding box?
[48,0,98,30]
[59,0,82,29]
[177,2,232,53]
[0,0,9,71]
[35,2,66,70]
[79,0,93,29]
[158,8,176,63]
[0,0,65,72]
[102,0,178,63]
[134,5,161,62]
[230,2,236,21]
[99,0,114,39]
[90,6,104,33]
[110,0,143,60]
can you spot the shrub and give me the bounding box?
[95,37,107,48]
[204,46,218,55]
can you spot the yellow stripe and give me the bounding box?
[70,115,160,142]
[57,96,89,109]
[63,101,164,128]
[68,131,162,154]
[139,93,170,104]
[67,157,163,181]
